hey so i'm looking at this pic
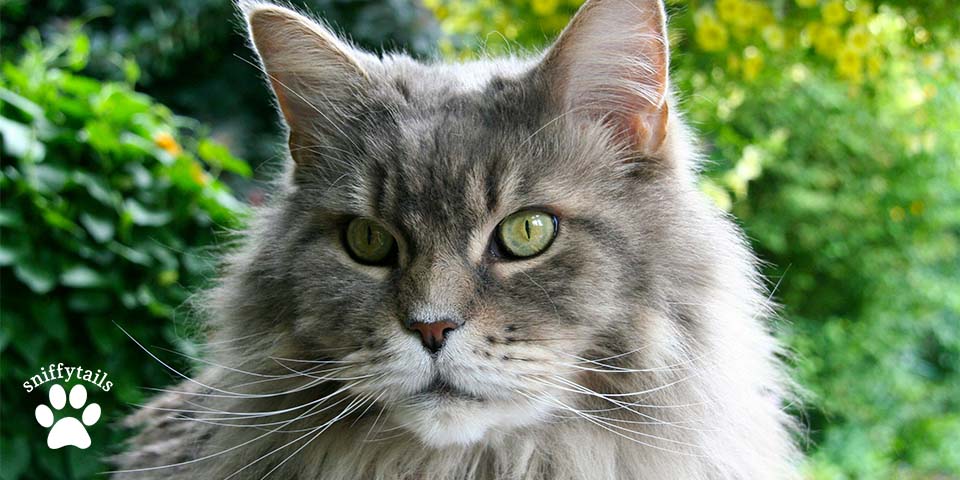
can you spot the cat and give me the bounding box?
[112,0,800,478]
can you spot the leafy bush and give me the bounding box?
[0,28,250,479]
[429,0,960,478]
[0,0,442,172]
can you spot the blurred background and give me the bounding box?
[0,0,957,478]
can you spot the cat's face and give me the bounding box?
[242,0,682,446]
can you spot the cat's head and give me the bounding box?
[233,0,714,447]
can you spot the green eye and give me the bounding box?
[345,218,396,264]
[497,210,557,258]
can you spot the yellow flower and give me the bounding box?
[751,3,775,27]
[796,0,818,8]
[742,46,763,81]
[889,206,905,222]
[835,46,863,83]
[153,132,182,156]
[821,0,849,25]
[909,200,924,216]
[716,0,742,25]
[695,13,729,52]
[914,27,930,44]
[531,0,558,16]
[814,25,843,58]
[845,25,872,52]
[762,25,785,50]
[853,1,873,24]
[801,21,821,48]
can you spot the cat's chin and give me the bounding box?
[395,394,549,447]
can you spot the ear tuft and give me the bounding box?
[538,0,670,155]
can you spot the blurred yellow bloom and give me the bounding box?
[909,200,924,216]
[762,25,785,50]
[742,46,763,81]
[821,0,849,25]
[716,0,742,25]
[695,13,729,52]
[813,25,843,58]
[845,25,872,52]
[836,46,863,83]
[853,1,873,24]
[531,0,558,16]
[796,0,818,8]
[153,132,182,156]
[751,3,775,28]
[889,206,905,222]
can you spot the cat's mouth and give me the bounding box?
[418,378,484,402]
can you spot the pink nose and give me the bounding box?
[407,320,460,354]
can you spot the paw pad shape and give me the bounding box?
[34,384,101,449]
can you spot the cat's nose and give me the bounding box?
[406,319,460,354]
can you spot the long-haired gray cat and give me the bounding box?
[113,0,800,477]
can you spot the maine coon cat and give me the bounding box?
[113,0,800,477]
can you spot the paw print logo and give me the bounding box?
[34,384,101,449]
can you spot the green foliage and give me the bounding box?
[430,0,960,478]
[0,28,250,479]
[0,1,956,479]
[0,0,442,171]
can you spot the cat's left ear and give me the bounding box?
[240,1,375,165]
[536,0,670,155]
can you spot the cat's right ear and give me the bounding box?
[240,1,373,165]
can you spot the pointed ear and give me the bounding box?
[537,0,670,155]
[240,1,373,164]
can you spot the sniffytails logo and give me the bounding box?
[24,363,112,450]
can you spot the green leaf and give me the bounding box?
[0,244,19,266]
[79,213,115,243]
[123,57,141,85]
[13,261,56,294]
[198,139,252,177]
[66,32,90,70]
[107,241,152,266]
[59,265,106,288]
[28,164,69,193]
[0,208,24,227]
[73,172,118,206]
[0,87,45,121]
[0,116,45,160]
[125,199,171,226]
[67,291,112,313]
